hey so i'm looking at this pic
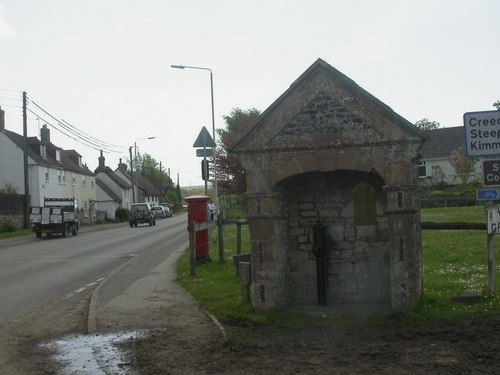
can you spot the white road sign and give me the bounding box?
[487,205,500,234]
[464,110,500,158]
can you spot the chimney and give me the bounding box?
[0,106,4,131]
[118,158,128,173]
[40,124,50,144]
[98,150,105,169]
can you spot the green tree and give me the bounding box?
[216,108,261,194]
[415,118,441,130]
[132,152,177,205]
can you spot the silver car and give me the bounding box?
[151,205,168,218]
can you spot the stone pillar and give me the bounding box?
[384,185,422,312]
[246,192,288,312]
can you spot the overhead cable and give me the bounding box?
[28,98,125,152]
[27,108,121,154]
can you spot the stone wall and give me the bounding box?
[233,59,424,314]
[0,193,25,229]
[280,171,392,307]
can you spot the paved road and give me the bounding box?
[0,213,188,326]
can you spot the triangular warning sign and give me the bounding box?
[193,126,216,148]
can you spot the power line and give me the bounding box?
[29,99,115,148]
[29,101,121,151]
[60,118,124,149]
[0,88,22,94]
[27,97,125,153]
[27,108,121,154]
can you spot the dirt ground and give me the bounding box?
[127,314,500,375]
[3,292,500,374]
[2,237,500,375]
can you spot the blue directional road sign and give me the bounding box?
[477,189,500,201]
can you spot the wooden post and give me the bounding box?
[236,221,242,255]
[217,212,224,264]
[488,233,496,296]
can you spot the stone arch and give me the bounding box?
[273,170,392,309]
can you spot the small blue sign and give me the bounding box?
[477,189,500,201]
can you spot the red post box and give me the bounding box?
[184,195,211,262]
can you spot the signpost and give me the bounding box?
[486,205,500,296]
[477,188,500,201]
[196,148,214,158]
[483,160,500,186]
[465,110,500,296]
[463,110,500,158]
[193,126,216,196]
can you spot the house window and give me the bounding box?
[72,173,76,185]
[58,170,62,184]
[62,171,66,184]
[418,162,428,178]
[91,178,95,189]
[40,145,47,158]
[56,149,61,162]
[45,168,50,182]
[82,176,86,186]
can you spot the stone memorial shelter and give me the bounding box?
[230,58,426,314]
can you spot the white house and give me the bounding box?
[0,108,97,222]
[419,126,482,186]
[94,152,132,219]
[114,162,161,205]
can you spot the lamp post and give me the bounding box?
[131,136,155,203]
[171,64,218,209]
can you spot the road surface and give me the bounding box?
[0,213,188,326]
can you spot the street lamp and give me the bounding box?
[130,136,155,203]
[171,64,218,210]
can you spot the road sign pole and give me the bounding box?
[488,233,496,296]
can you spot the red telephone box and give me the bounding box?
[184,195,211,262]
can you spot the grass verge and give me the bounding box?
[0,228,33,239]
[177,205,500,326]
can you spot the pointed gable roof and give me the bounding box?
[421,126,464,159]
[230,58,425,153]
[95,179,122,202]
[2,128,93,175]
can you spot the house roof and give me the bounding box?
[421,126,464,159]
[134,172,162,196]
[95,179,122,202]
[2,128,94,175]
[94,165,131,189]
[230,58,426,152]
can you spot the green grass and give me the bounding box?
[0,228,32,239]
[412,228,500,320]
[421,205,485,223]
[177,206,500,326]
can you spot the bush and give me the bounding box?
[115,208,130,222]
[0,221,16,233]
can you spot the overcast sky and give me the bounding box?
[1,0,499,187]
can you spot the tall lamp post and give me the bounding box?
[131,136,155,203]
[171,64,218,209]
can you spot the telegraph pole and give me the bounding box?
[129,146,135,203]
[22,91,30,228]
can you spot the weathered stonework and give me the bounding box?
[230,59,425,314]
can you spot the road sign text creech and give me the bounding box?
[464,111,500,158]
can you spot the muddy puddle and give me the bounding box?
[41,330,148,374]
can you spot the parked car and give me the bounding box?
[151,205,168,219]
[129,203,156,227]
[159,203,173,217]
